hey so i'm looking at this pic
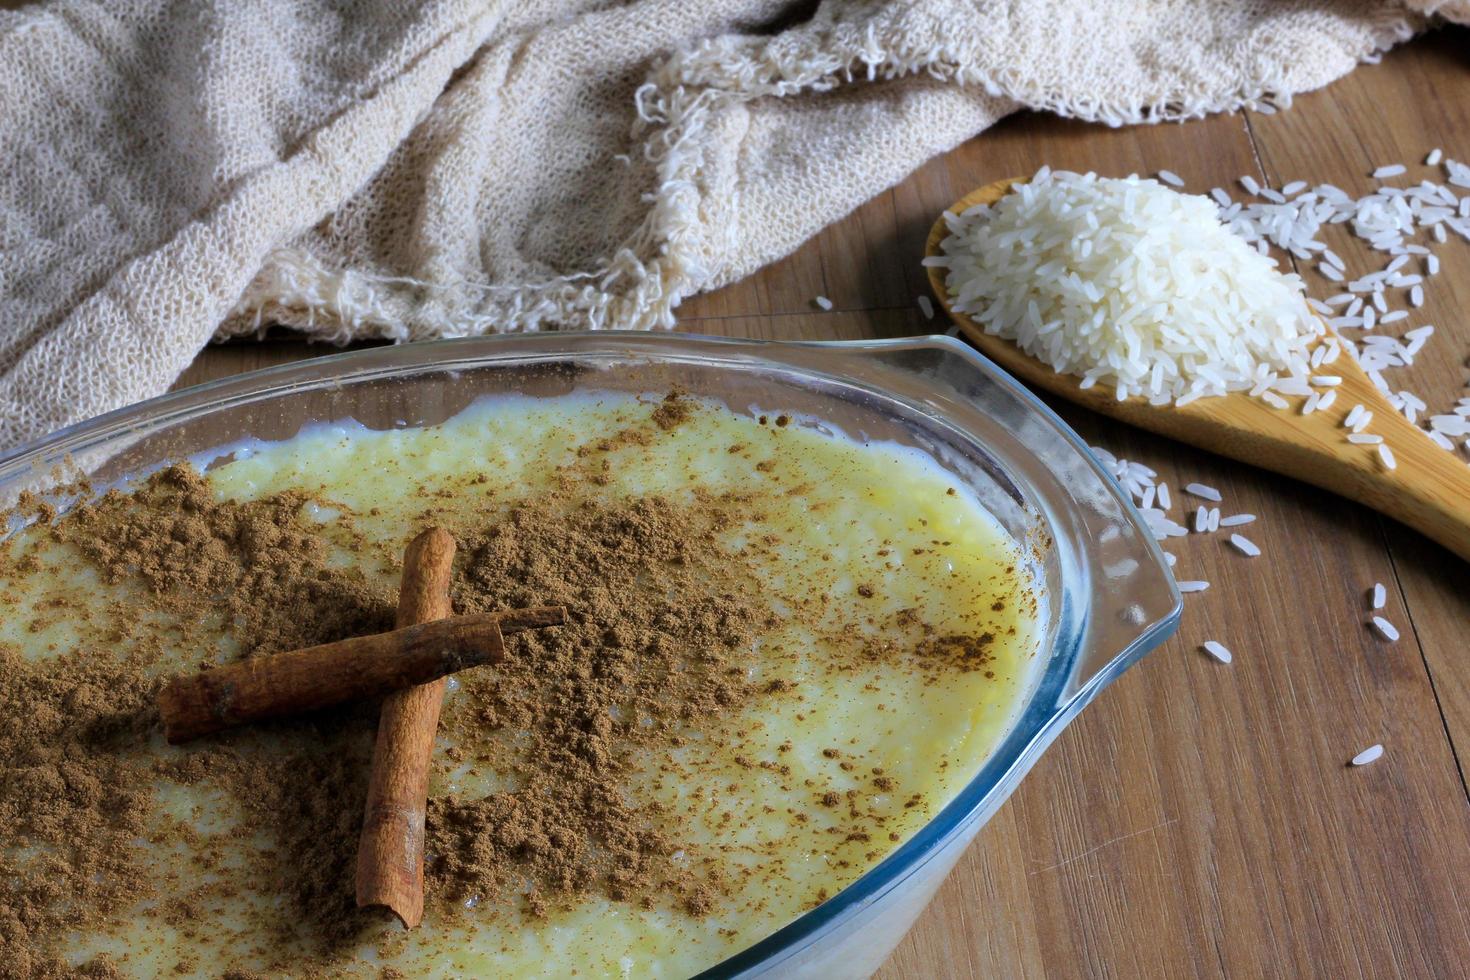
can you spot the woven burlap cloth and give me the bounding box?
[0,0,1463,449]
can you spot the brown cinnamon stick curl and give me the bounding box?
[156,607,565,744]
[356,527,456,929]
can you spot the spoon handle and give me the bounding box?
[1335,407,1470,563]
[1204,392,1470,562]
[1105,388,1470,564]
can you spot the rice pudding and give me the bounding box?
[0,391,1041,977]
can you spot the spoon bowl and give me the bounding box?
[925,178,1470,562]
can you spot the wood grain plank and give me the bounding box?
[171,311,924,397]
[680,308,921,340]
[172,338,376,390]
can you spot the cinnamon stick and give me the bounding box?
[161,616,496,743]
[156,608,565,744]
[354,526,457,928]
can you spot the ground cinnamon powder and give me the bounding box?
[0,643,155,978]
[428,493,774,918]
[55,464,397,658]
[0,465,396,973]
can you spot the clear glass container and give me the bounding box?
[0,332,1180,978]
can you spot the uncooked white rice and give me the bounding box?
[1371,582,1386,610]
[1185,482,1222,501]
[1176,580,1210,593]
[1219,513,1255,526]
[1370,615,1400,641]
[1228,533,1261,557]
[1157,169,1185,187]
[1202,156,1470,467]
[974,154,1470,521]
[917,295,935,319]
[1351,744,1384,766]
[1202,640,1233,664]
[1431,413,1470,436]
[935,170,1324,407]
[813,295,833,311]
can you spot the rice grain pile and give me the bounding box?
[929,169,1327,406]
[1210,155,1470,460]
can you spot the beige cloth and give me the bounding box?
[0,0,1460,450]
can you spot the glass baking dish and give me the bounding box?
[0,332,1180,978]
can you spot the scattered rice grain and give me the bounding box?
[1202,640,1233,664]
[1351,744,1384,766]
[1228,533,1261,557]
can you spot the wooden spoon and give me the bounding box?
[925,178,1470,562]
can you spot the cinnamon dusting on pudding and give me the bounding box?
[0,643,157,977]
[0,391,1035,975]
[429,492,773,918]
[47,464,396,658]
[650,389,694,430]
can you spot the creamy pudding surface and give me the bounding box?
[0,392,1041,978]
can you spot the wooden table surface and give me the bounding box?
[177,30,1470,979]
